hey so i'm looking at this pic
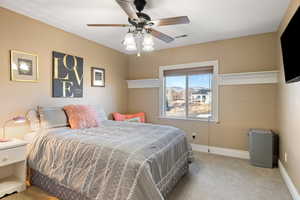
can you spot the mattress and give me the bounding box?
[28,120,192,200]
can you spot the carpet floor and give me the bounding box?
[3,152,291,200]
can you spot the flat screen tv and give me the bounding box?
[280,6,300,83]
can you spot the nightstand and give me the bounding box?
[0,139,28,198]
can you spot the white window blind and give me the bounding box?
[163,66,213,76]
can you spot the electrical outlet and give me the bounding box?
[192,132,197,140]
[284,152,288,163]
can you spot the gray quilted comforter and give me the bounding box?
[28,120,192,200]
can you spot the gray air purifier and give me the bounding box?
[248,129,279,168]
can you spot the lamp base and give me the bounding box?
[0,138,10,142]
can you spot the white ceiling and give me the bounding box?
[0,0,290,54]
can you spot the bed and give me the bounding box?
[27,107,192,200]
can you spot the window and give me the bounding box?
[160,61,218,121]
[165,75,186,118]
[188,73,212,118]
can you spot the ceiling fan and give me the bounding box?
[87,0,190,56]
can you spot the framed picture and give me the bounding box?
[10,50,38,82]
[91,67,105,87]
[52,51,84,98]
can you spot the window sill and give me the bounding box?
[158,116,218,122]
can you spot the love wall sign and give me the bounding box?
[52,51,83,98]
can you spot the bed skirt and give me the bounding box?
[30,169,90,200]
[30,160,189,200]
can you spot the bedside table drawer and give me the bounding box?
[0,146,26,167]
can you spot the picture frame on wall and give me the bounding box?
[52,51,84,98]
[91,67,105,87]
[10,50,39,82]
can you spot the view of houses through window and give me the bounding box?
[164,72,212,119]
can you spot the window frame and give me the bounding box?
[159,60,219,122]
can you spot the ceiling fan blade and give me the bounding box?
[115,0,140,21]
[149,29,174,43]
[150,16,190,27]
[87,24,129,27]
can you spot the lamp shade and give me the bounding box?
[1,115,26,142]
[12,116,26,123]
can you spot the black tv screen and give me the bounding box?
[280,6,300,83]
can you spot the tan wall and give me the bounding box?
[277,0,300,192]
[128,33,278,151]
[0,6,283,162]
[0,7,128,138]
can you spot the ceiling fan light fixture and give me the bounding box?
[87,0,190,56]
[123,32,135,46]
[143,45,154,52]
[126,44,137,51]
[143,33,154,46]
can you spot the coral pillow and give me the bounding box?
[113,112,145,123]
[63,105,99,129]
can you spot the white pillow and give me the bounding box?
[89,105,108,121]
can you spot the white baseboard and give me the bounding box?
[191,143,250,160]
[191,143,209,152]
[279,160,300,200]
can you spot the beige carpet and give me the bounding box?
[3,152,291,200]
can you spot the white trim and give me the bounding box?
[127,70,279,88]
[159,61,219,70]
[191,143,209,152]
[158,116,217,122]
[219,71,278,85]
[159,60,219,122]
[279,160,300,200]
[127,79,160,88]
[191,143,250,160]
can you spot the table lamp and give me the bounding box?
[1,116,26,142]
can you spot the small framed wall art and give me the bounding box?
[10,50,39,82]
[91,67,105,87]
